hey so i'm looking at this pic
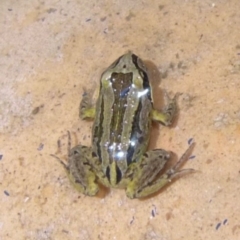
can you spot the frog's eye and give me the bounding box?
[137,58,146,72]
[132,54,147,72]
[73,150,79,155]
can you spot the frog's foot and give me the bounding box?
[151,92,179,126]
[165,142,196,181]
[126,142,195,199]
[79,90,95,120]
[51,131,99,196]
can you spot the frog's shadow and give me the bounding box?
[139,60,192,200]
[95,183,111,199]
[145,58,181,150]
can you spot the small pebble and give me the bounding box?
[151,205,157,217]
[151,209,155,217]
[32,106,40,115]
[188,138,194,145]
[223,219,228,225]
[37,143,44,151]
[216,222,221,230]
[4,190,10,196]
[130,216,135,225]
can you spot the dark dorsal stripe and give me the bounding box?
[105,164,122,185]
[95,93,104,163]
[132,54,152,102]
[126,100,143,166]
[106,166,110,182]
[116,164,122,184]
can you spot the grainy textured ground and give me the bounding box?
[1,1,240,239]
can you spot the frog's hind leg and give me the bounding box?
[126,143,195,199]
[51,131,99,196]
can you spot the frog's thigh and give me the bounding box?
[68,145,98,196]
[126,149,170,199]
[151,93,178,126]
[79,92,95,120]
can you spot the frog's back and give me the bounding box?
[92,53,153,176]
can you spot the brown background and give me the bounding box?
[0,0,240,239]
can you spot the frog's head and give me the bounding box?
[100,52,149,92]
[108,52,147,74]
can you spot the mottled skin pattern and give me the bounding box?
[51,52,195,199]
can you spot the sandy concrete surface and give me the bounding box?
[0,0,240,239]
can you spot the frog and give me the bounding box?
[51,52,195,199]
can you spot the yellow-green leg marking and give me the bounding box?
[79,92,96,120]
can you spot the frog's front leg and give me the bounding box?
[151,92,179,126]
[51,132,100,196]
[79,91,96,120]
[125,143,195,199]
